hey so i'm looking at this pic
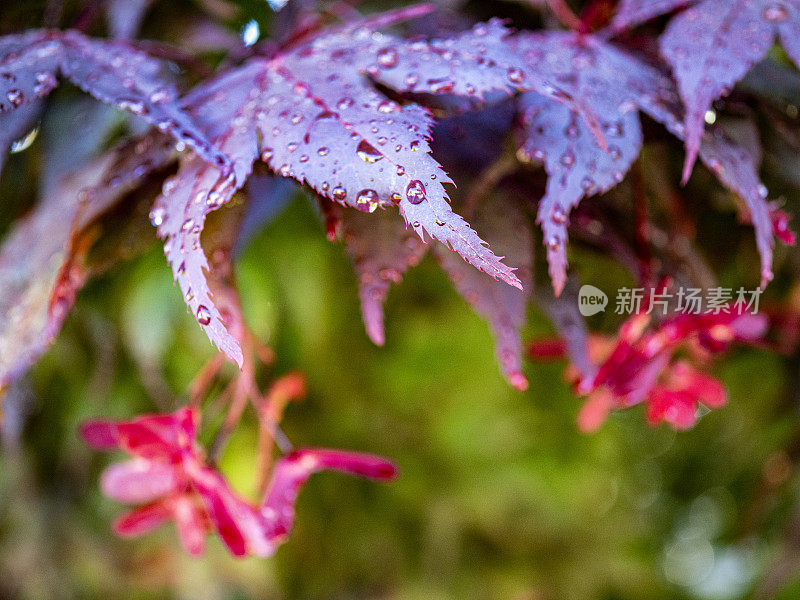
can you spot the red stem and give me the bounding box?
[544,0,582,31]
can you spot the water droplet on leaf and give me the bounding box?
[355,189,380,213]
[357,140,383,163]
[196,305,211,325]
[405,180,426,204]
[377,48,399,68]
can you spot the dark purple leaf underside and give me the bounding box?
[518,93,642,295]
[534,276,594,381]
[234,174,297,255]
[513,32,647,294]
[660,0,800,183]
[0,136,173,386]
[434,197,532,390]
[0,30,228,171]
[610,0,694,31]
[372,19,606,148]
[340,207,427,346]
[698,128,775,285]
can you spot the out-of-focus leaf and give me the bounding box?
[106,0,155,40]
[434,195,533,390]
[0,134,175,388]
[610,0,693,31]
[659,0,800,181]
[0,29,229,170]
[340,207,426,346]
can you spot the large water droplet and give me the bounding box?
[117,98,147,115]
[355,189,380,213]
[149,207,166,227]
[149,88,171,103]
[242,19,260,46]
[6,89,23,106]
[33,71,56,96]
[763,3,789,21]
[378,99,400,113]
[427,78,454,93]
[357,140,383,163]
[10,125,39,153]
[196,305,211,325]
[332,185,347,201]
[405,180,426,204]
[551,206,567,225]
[507,67,526,84]
[377,47,399,68]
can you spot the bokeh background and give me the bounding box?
[1,1,800,599]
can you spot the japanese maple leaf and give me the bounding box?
[339,207,427,347]
[0,30,228,170]
[610,0,693,31]
[433,195,533,390]
[81,407,397,557]
[339,104,530,387]
[0,134,175,388]
[655,0,800,182]
[154,11,612,365]
[509,29,781,292]
[510,31,668,294]
[340,198,533,390]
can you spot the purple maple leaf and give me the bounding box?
[156,14,593,364]
[659,0,800,182]
[0,30,228,171]
[369,18,606,146]
[340,208,427,346]
[511,32,669,294]
[0,134,174,387]
[434,196,532,390]
[610,0,694,31]
[698,127,775,285]
[534,276,595,383]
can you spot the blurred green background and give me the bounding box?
[0,194,796,600]
[1,0,800,599]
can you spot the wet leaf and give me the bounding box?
[340,207,426,346]
[659,0,800,181]
[434,195,532,390]
[0,29,228,170]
